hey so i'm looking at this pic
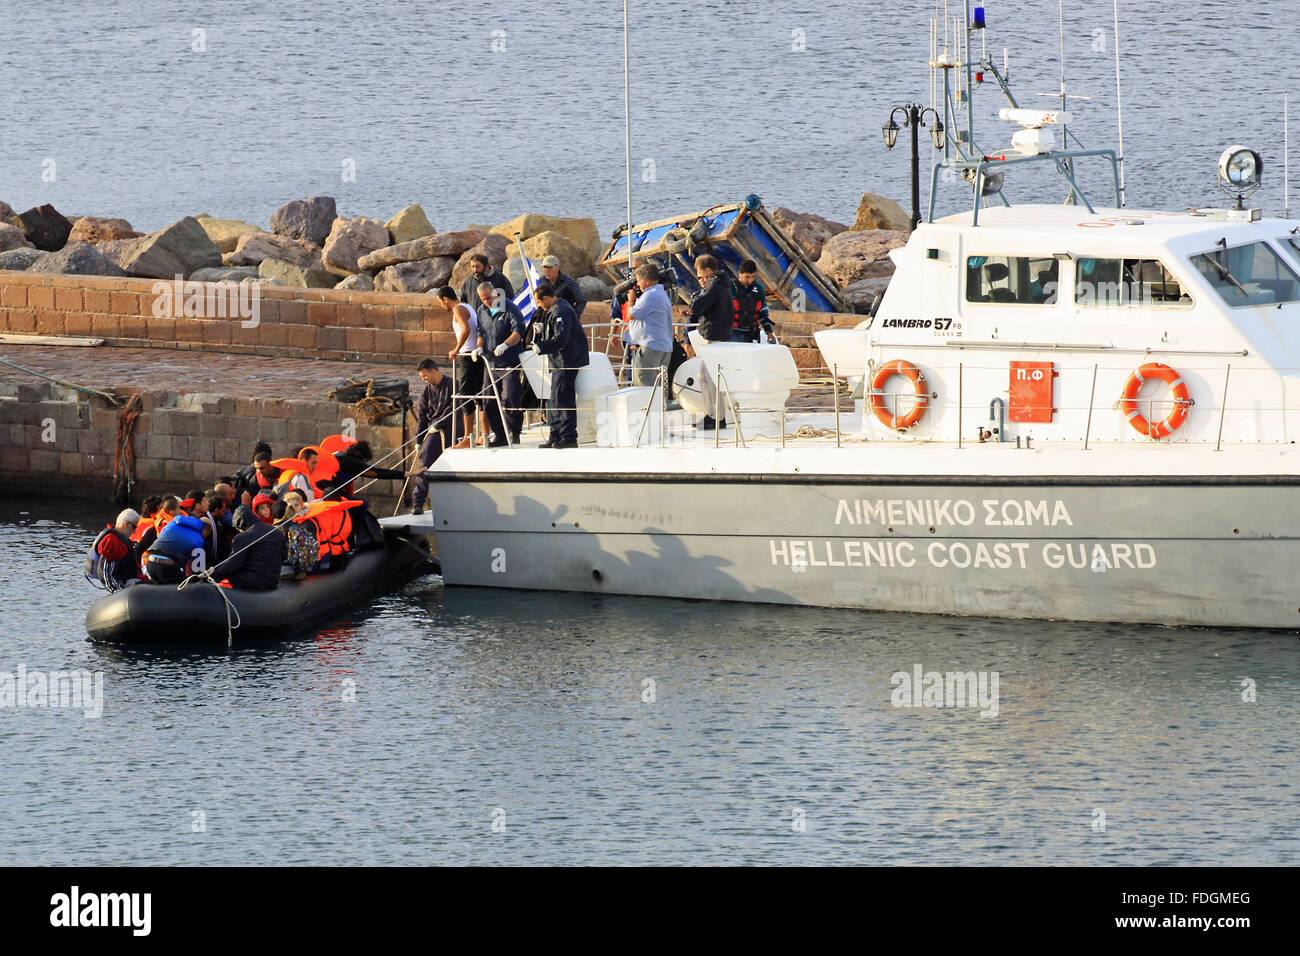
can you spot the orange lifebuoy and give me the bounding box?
[870,359,930,430]
[1120,363,1193,439]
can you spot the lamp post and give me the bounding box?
[882,103,945,230]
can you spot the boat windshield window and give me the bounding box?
[1074,258,1189,307]
[966,256,1059,305]
[1192,241,1300,307]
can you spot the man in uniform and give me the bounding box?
[475,281,526,446]
[530,282,590,448]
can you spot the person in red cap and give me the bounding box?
[252,493,275,524]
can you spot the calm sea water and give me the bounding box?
[3,1,1299,234]
[1,498,1297,866]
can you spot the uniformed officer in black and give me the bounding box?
[530,283,590,448]
[475,281,526,446]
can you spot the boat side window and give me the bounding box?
[1074,257,1190,307]
[965,255,1059,305]
[1192,241,1300,307]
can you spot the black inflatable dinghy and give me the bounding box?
[86,533,437,644]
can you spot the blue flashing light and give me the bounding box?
[973,6,986,28]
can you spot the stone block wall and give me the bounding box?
[0,270,863,377]
[0,381,411,513]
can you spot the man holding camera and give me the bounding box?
[623,262,674,388]
[530,283,590,448]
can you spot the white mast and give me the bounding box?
[623,0,633,272]
[1113,0,1128,206]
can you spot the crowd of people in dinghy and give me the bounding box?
[85,435,405,592]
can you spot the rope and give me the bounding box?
[177,569,242,647]
[0,355,123,405]
[112,393,144,507]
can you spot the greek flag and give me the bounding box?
[513,258,543,323]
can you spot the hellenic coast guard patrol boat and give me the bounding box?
[392,3,1300,629]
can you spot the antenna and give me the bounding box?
[1286,91,1291,219]
[1113,0,1128,206]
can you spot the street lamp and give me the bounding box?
[882,103,944,230]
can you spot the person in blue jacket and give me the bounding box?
[530,282,590,448]
[145,498,209,583]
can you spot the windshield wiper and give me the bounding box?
[1204,253,1251,298]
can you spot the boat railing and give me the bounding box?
[626,358,1300,450]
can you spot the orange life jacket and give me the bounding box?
[130,515,156,542]
[297,499,362,558]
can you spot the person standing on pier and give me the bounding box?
[685,254,733,430]
[475,281,526,446]
[530,283,590,448]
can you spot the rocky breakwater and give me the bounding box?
[2,195,622,305]
[2,189,911,314]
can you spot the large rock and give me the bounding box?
[771,207,849,260]
[16,204,72,251]
[373,256,456,294]
[384,204,436,244]
[258,256,334,289]
[501,256,528,292]
[27,240,128,277]
[841,276,892,312]
[322,216,390,277]
[195,216,263,253]
[67,216,142,245]
[448,233,510,292]
[578,274,613,303]
[95,239,138,268]
[0,200,15,222]
[357,229,485,271]
[269,195,337,246]
[491,213,601,261]
[519,230,596,277]
[225,232,322,268]
[0,222,35,253]
[815,229,909,287]
[190,266,260,283]
[0,248,44,271]
[852,192,911,232]
[335,273,375,292]
[120,216,222,279]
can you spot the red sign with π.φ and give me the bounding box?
[1009,361,1056,422]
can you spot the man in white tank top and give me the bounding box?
[436,286,487,447]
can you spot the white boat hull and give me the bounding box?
[417,446,1300,630]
